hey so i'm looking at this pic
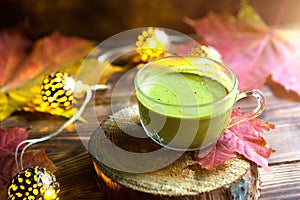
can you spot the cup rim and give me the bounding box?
[134,54,238,108]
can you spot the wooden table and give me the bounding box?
[2,81,300,200]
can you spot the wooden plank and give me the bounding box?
[260,162,300,200]
[259,86,300,164]
[55,151,105,200]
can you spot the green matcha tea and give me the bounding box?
[136,71,232,150]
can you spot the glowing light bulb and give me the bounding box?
[7,166,60,200]
[136,27,170,62]
[41,72,75,111]
[189,45,222,62]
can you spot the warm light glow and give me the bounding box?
[44,188,57,200]
[189,45,222,62]
[154,29,169,47]
[64,76,75,92]
[148,40,157,47]
[136,27,170,62]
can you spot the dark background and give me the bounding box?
[0,0,300,41]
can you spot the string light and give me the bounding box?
[15,74,109,170]
[136,27,170,62]
[41,72,75,111]
[189,45,222,62]
[7,167,60,200]
[9,72,110,200]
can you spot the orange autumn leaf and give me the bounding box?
[0,28,95,121]
[0,27,32,87]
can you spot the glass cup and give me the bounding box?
[134,55,265,153]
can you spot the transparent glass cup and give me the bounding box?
[134,55,265,153]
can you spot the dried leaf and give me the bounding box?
[0,127,55,191]
[0,29,95,121]
[195,109,274,171]
[0,127,28,156]
[185,0,300,95]
[0,27,32,87]
[0,149,56,191]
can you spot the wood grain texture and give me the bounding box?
[259,86,300,164]
[259,162,300,200]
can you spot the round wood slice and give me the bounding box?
[89,105,260,200]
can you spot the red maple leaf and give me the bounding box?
[185,0,300,95]
[195,109,275,171]
[0,127,28,156]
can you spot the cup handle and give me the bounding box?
[227,89,266,128]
